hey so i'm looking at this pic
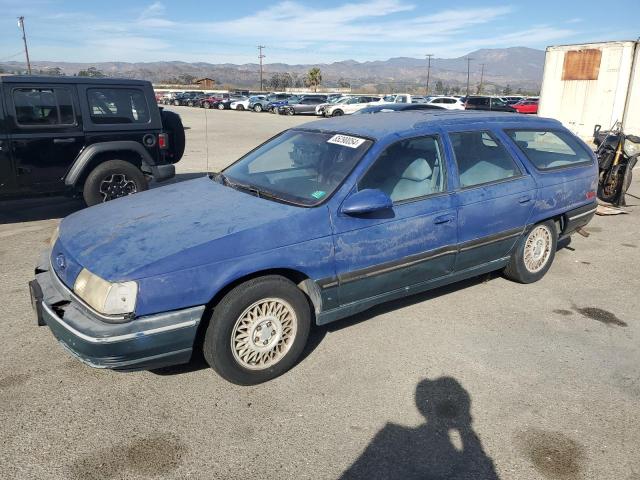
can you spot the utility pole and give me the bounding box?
[478,63,485,95]
[257,45,265,91]
[425,54,433,95]
[465,57,473,97]
[17,16,31,75]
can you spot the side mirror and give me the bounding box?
[341,189,393,216]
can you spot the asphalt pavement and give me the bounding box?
[1,107,638,479]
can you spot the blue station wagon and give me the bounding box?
[30,111,598,384]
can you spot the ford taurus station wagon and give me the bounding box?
[30,111,598,384]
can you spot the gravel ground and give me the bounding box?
[0,106,638,480]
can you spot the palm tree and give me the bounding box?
[306,67,322,92]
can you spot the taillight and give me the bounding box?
[586,191,596,199]
[158,133,168,149]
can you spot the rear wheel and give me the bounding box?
[332,109,344,117]
[236,104,245,111]
[503,220,557,283]
[217,103,225,110]
[82,160,148,206]
[203,276,311,385]
[203,101,211,109]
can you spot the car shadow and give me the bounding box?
[340,376,500,479]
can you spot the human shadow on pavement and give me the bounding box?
[340,377,500,480]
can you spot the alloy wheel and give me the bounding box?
[99,173,138,202]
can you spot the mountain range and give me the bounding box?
[0,47,545,93]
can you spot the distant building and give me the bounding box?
[195,78,216,89]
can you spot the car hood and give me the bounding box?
[57,177,331,282]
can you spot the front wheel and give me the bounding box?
[503,220,557,283]
[236,104,245,111]
[286,108,295,116]
[217,103,225,110]
[253,104,263,112]
[203,102,211,109]
[82,160,148,206]
[203,276,311,385]
[332,109,344,117]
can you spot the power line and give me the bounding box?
[465,57,473,97]
[425,54,433,96]
[17,16,31,75]
[257,45,265,92]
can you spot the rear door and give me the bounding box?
[445,129,536,271]
[333,133,457,305]
[0,86,17,194]
[6,84,83,192]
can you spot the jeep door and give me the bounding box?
[333,133,457,305]
[445,129,536,271]
[0,87,17,194]
[5,84,83,193]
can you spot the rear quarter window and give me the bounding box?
[506,130,593,170]
[87,88,150,124]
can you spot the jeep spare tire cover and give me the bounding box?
[161,110,186,162]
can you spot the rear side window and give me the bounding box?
[506,130,593,170]
[450,131,520,188]
[87,88,150,124]
[13,88,75,126]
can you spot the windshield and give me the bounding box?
[223,129,373,206]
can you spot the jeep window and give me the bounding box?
[87,88,150,124]
[13,88,75,126]
[223,130,373,206]
[450,131,520,188]
[506,130,593,170]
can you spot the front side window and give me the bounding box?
[450,131,520,188]
[506,130,593,170]
[224,130,372,206]
[13,88,75,126]
[87,88,149,124]
[359,135,446,203]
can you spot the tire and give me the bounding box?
[160,110,186,162]
[237,105,245,111]
[203,102,211,109]
[332,109,344,117]
[253,104,263,113]
[187,101,194,107]
[286,108,295,116]
[217,103,225,110]
[173,100,180,106]
[203,275,311,385]
[82,160,148,207]
[503,220,557,283]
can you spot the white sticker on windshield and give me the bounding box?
[327,134,366,149]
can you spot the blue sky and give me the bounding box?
[0,0,638,64]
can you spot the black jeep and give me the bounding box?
[0,75,185,206]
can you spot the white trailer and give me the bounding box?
[538,41,640,141]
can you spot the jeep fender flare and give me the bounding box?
[65,141,155,187]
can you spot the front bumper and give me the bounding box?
[30,251,205,371]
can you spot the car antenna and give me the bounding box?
[204,102,210,174]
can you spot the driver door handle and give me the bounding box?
[434,214,454,225]
[53,138,76,144]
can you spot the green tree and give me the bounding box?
[78,66,105,78]
[503,84,513,95]
[435,80,444,94]
[305,67,322,92]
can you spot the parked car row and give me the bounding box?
[158,90,540,117]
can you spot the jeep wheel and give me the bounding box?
[203,275,311,385]
[253,104,263,113]
[217,103,225,110]
[82,160,148,207]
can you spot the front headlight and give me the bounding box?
[73,268,138,316]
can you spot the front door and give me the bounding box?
[0,88,17,194]
[6,85,84,193]
[446,129,536,271]
[332,134,458,305]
